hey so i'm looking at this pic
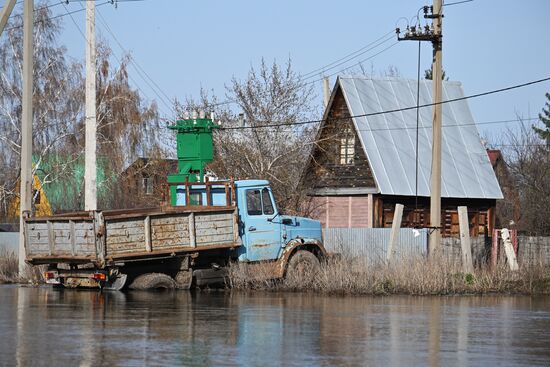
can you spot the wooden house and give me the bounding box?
[118,157,178,208]
[301,76,503,237]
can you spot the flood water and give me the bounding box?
[0,286,548,367]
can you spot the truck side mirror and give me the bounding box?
[282,218,293,226]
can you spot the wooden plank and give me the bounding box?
[150,214,189,225]
[153,241,192,249]
[501,228,519,271]
[386,204,404,262]
[69,220,76,256]
[151,223,189,232]
[189,212,196,248]
[74,245,96,255]
[233,208,240,245]
[106,226,145,237]
[195,227,234,237]
[106,221,144,230]
[107,234,146,244]
[152,231,190,241]
[144,216,152,252]
[197,237,233,245]
[458,206,474,273]
[367,194,374,228]
[194,213,234,222]
[51,222,72,230]
[206,179,212,206]
[194,221,233,230]
[47,220,54,256]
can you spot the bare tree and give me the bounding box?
[0,3,84,219]
[212,58,318,213]
[499,120,550,235]
[0,4,167,217]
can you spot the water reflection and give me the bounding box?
[0,286,548,367]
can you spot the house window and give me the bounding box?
[142,177,153,195]
[339,127,355,165]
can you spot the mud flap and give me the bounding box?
[103,273,128,291]
[193,268,228,288]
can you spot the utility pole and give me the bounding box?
[430,0,443,254]
[84,0,97,211]
[396,0,443,255]
[0,0,17,36]
[19,0,33,275]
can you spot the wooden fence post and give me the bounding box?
[458,206,474,273]
[386,204,404,262]
[501,228,519,271]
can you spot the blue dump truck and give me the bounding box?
[23,179,326,290]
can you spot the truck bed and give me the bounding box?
[24,206,240,266]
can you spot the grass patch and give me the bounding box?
[228,253,550,296]
[0,249,44,285]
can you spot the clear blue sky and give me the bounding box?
[22,0,550,140]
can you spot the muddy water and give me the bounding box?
[0,286,548,367]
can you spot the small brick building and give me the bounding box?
[302,76,503,236]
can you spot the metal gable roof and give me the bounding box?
[337,75,503,199]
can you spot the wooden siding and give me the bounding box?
[379,196,496,237]
[303,86,376,190]
[310,194,496,236]
[311,196,371,228]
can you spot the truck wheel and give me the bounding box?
[128,273,176,290]
[285,250,320,281]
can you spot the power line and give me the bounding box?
[218,76,550,130]
[302,42,400,86]
[60,0,166,119]
[443,0,474,7]
[299,30,395,80]
[5,1,111,31]
[94,6,175,117]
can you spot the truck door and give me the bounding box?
[242,187,281,261]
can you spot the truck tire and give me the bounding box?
[128,273,176,290]
[285,250,321,281]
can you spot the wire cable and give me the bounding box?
[300,30,395,80]
[94,6,176,117]
[302,42,400,87]
[5,1,111,31]
[217,76,550,130]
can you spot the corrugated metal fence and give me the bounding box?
[323,228,428,263]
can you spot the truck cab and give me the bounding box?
[233,180,323,263]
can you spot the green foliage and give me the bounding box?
[465,273,475,285]
[424,67,449,81]
[532,92,550,145]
